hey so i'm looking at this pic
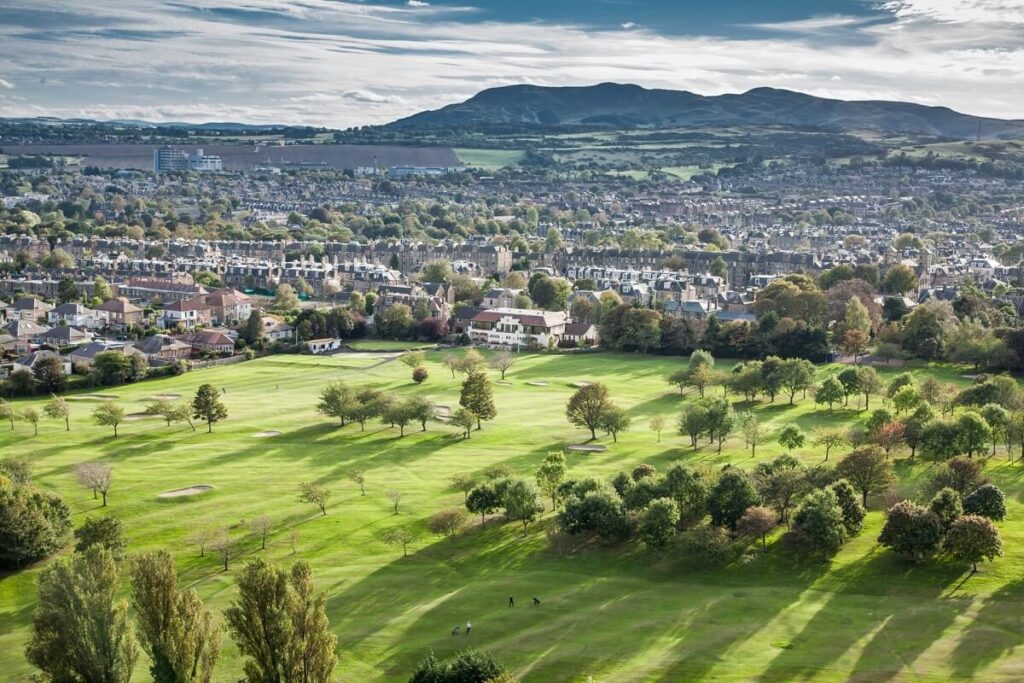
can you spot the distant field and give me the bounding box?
[1,352,1022,681]
[453,148,525,169]
[346,340,438,352]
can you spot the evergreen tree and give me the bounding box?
[459,371,496,430]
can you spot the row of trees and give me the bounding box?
[26,546,338,683]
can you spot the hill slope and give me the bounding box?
[388,83,1024,139]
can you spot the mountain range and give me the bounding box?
[387,83,1024,140]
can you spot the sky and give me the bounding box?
[0,0,1022,128]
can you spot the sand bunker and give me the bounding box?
[527,381,549,386]
[158,485,214,498]
[253,430,282,438]
[432,405,452,416]
[125,412,159,421]
[150,393,181,400]
[67,394,119,401]
[568,444,607,452]
[496,380,512,386]
[571,381,592,388]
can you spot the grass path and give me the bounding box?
[1,352,1022,681]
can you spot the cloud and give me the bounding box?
[0,0,1022,127]
[407,0,429,6]
[0,79,14,89]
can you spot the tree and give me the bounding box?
[20,407,40,436]
[778,424,805,452]
[954,411,991,458]
[74,461,113,506]
[74,515,127,559]
[979,403,1010,457]
[559,487,631,541]
[348,469,366,496]
[678,402,709,450]
[903,404,934,458]
[459,371,496,430]
[316,381,354,426]
[535,451,567,511]
[410,648,507,683]
[241,309,264,347]
[836,446,895,507]
[753,455,808,524]
[649,415,666,443]
[837,367,860,406]
[945,515,1002,573]
[737,506,776,547]
[298,482,330,515]
[529,275,571,310]
[598,405,631,443]
[27,546,138,682]
[791,488,846,558]
[443,353,460,378]
[272,283,300,312]
[873,421,906,457]
[429,508,468,538]
[878,500,942,563]
[33,355,67,394]
[813,427,847,461]
[922,457,988,499]
[93,275,112,302]
[502,478,544,534]
[829,479,866,535]
[814,377,845,413]
[928,487,963,533]
[210,530,232,571]
[839,329,870,364]
[381,527,416,557]
[421,259,453,283]
[412,366,428,384]
[779,358,816,404]
[9,368,35,396]
[466,483,501,526]
[43,396,70,431]
[224,558,338,683]
[883,264,918,294]
[0,398,13,429]
[963,484,1007,521]
[639,498,680,550]
[450,408,476,439]
[386,489,402,515]
[857,366,884,410]
[892,385,923,415]
[189,526,216,558]
[844,295,872,335]
[248,514,273,550]
[192,384,227,433]
[449,473,477,502]
[566,382,613,440]
[131,550,222,683]
[707,470,760,530]
[0,476,72,569]
[400,350,425,370]
[92,402,125,437]
[491,351,517,380]
[739,412,770,457]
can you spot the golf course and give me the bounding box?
[1,350,1022,681]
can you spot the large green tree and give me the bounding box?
[192,384,228,433]
[459,371,496,430]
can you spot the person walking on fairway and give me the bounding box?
[465,621,472,635]
[451,624,460,636]
[508,596,514,608]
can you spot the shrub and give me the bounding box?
[680,523,737,565]
[638,498,680,550]
[878,500,942,563]
[0,477,72,569]
[412,366,429,384]
[927,487,963,533]
[73,516,127,560]
[409,648,506,683]
[428,508,468,538]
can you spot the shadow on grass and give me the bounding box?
[949,579,1024,679]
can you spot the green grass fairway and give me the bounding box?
[454,148,526,169]
[1,352,1022,681]
[346,340,437,352]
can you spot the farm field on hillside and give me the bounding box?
[1,351,1022,682]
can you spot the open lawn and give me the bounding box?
[2,352,1023,681]
[453,148,526,170]
[346,340,438,352]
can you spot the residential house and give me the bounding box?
[468,308,568,348]
[66,341,145,369]
[4,319,47,341]
[451,306,483,334]
[261,316,295,342]
[97,298,144,330]
[177,329,235,354]
[0,333,29,356]
[136,334,192,361]
[48,303,106,330]
[37,326,93,348]
[160,299,212,330]
[7,350,71,377]
[201,289,252,325]
[8,297,53,321]
[561,322,599,347]
[482,288,523,308]
[306,338,344,354]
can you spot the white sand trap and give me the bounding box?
[150,393,181,400]
[253,430,282,438]
[568,444,607,452]
[496,380,512,386]
[433,405,452,416]
[527,381,549,386]
[125,412,159,421]
[68,394,119,401]
[572,381,592,388]
[159,485,214,498]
